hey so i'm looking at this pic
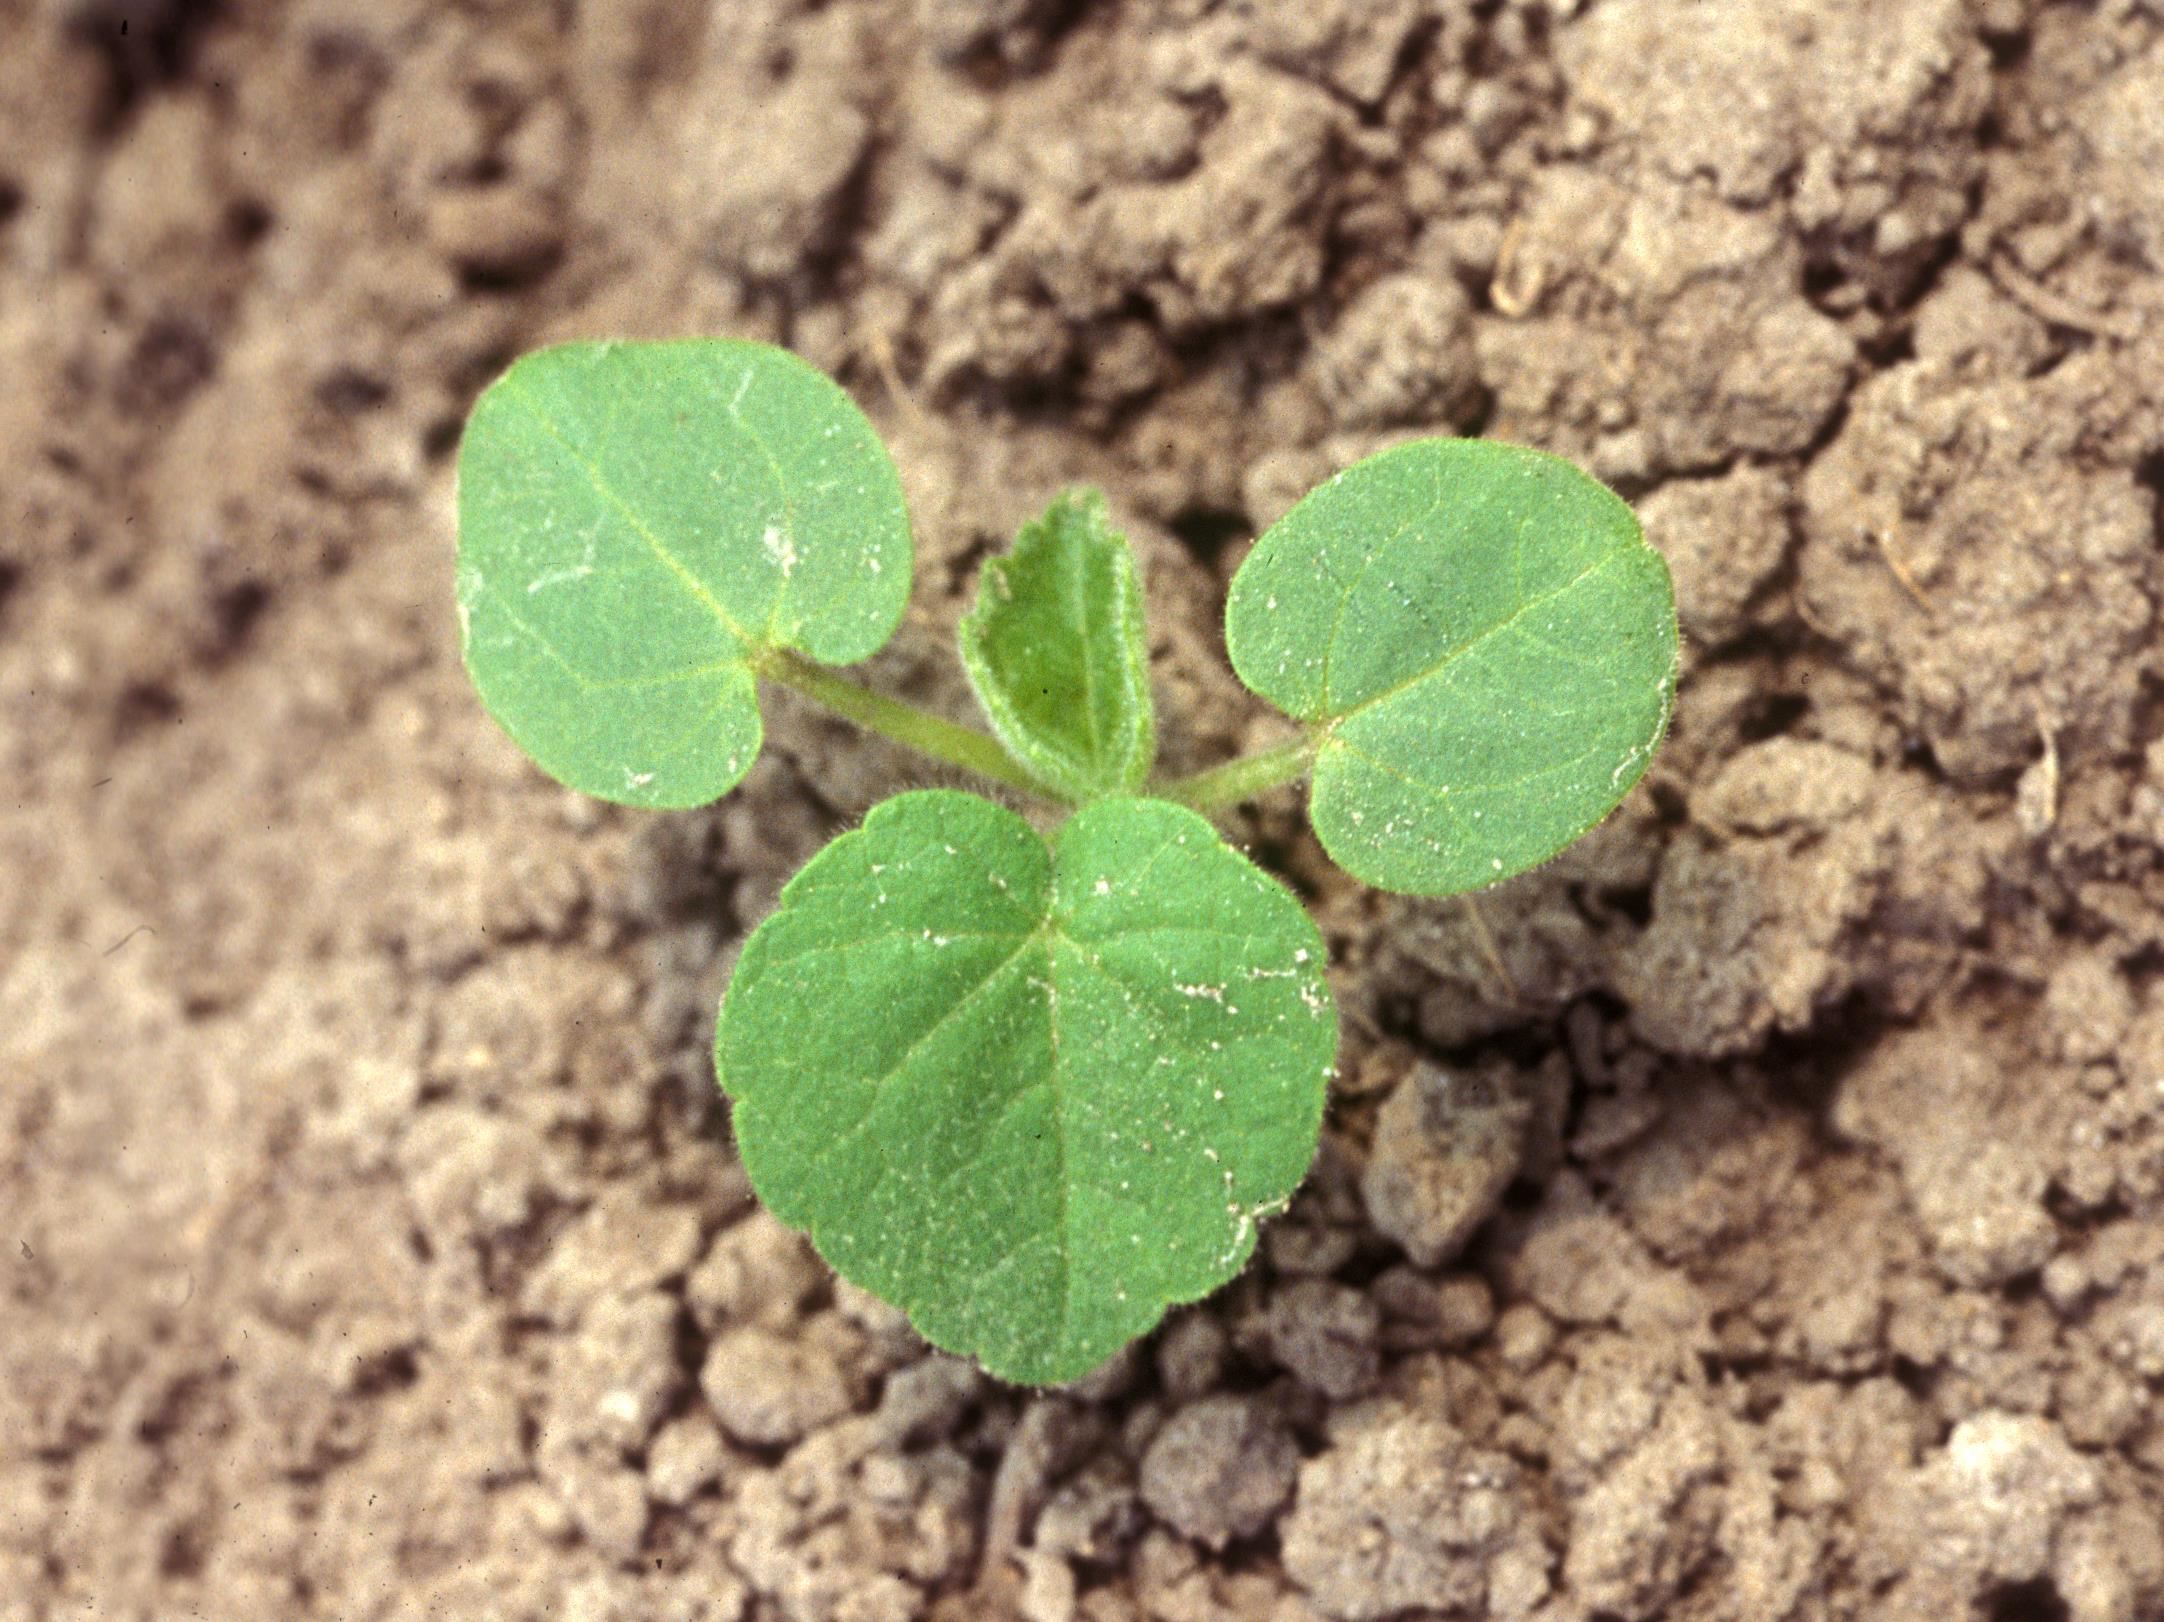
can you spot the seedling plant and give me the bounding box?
[456,339,1677,1383]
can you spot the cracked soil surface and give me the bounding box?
[7,1,2164,1618]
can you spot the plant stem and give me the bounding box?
[1156,736,1315,813]
[757,647,1055,801]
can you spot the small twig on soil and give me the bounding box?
[1489,217,1543,318]
[101,923,156,957]
[1870,528,1936,617]
[865,322,942,441]
[1987,255,2144,343]
[1459,894,1522,1003]
[2017,712,2061,838]
[1685,799,1744,844]
[977,1397,1068,1585]
[1791,587,1843,645]
[1336,992,1386,1044]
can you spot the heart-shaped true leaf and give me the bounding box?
[717,790,1336,1384]
[959,490,1156,801]
[456,339,912,809]
[1225,439,1677,895]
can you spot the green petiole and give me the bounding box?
[762,645,1315,817]
[755,646,1056,802]
[1155,735,1316,812]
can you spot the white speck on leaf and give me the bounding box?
[526,562,593,594]
[762,524,799,577]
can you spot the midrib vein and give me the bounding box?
[508,382,764,655]
[1322,548,1627,730]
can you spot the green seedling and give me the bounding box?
[456,338,1677,1383]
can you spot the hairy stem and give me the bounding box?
[757,647,1055,801]
[1156,736,1315,813]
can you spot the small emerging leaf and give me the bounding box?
[717,790,1336,1385]
[1225,439,1677,896]
[959,491,1157,800]
[456,339,912,809]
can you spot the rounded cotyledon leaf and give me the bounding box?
[455,339,911,809]
[1225,438,1678,896]
[716,789,1336,1386]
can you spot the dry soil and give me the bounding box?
[7,2,2164,1619]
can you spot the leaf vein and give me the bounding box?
[1323,548,1629,727]
[792,931,1048,1193]
[503,378,765,654]
[1315,482,1437,717]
